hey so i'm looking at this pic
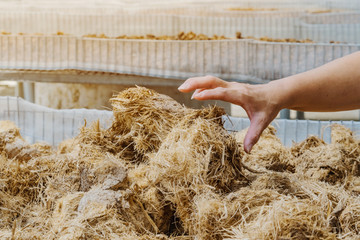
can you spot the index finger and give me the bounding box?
[178,75,228,93]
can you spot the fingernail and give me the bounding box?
[191,91,204,99]
[247,143,254,153]
[196,92,204,98]
[191,92,196,99]
[244,142,253,153]
[178,82,189,90]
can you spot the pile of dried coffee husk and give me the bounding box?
[83,31,228,40]
[0,86,359,240]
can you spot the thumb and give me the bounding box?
[243,117,268,153]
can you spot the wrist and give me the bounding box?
[266,77,297,111]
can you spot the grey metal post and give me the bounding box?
[23,81,35,103]
[280,109,290,119]
[296,111,305,120]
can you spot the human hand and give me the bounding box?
[178,75,281,153]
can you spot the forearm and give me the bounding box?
[268,51,360,112]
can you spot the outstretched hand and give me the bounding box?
[178,52,360,152]
[178,76,281,153]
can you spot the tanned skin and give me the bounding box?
[178,51,360,153]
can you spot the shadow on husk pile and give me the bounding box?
[0,86,359,239]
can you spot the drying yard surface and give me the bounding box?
[0,87,359,239]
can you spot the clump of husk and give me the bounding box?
[1,87,360,239]
[122,91,248,236]
[0,120,52,162]
[291,124,360,185]
[146,111,246,192]
[339,196,360,236]
[47,86,246,238]
[187,188,282,239]
[50,187,141,240]
[236,126,295,172]
[108,87,190,162]
[250,172,301,195]
[0,121,54,234]
[291,135,326,157]
[228,197,338,240]
[44,141,128,200]
[228,175,351,239]
[78,86,229,164]
[344,176,360,194]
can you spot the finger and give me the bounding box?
[178,75,228,93]
[192,87,228,101]
[191,89,205,99]
[243,118,267,153]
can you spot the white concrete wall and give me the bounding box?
[0,81,16,97]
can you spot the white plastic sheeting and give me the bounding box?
[0,0,357,11]
[326,0,360,10]
[0,37,251,81]
[0,97,359,146]
[247,41,360,80]
[299,13,360,43]
[223,116,360,146]
[0,6,359,82]
[0,96,113,145]
[0,10,303,38]
[0,36,358,81]
[0,8,357,40]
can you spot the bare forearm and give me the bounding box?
[268,51,360,112]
